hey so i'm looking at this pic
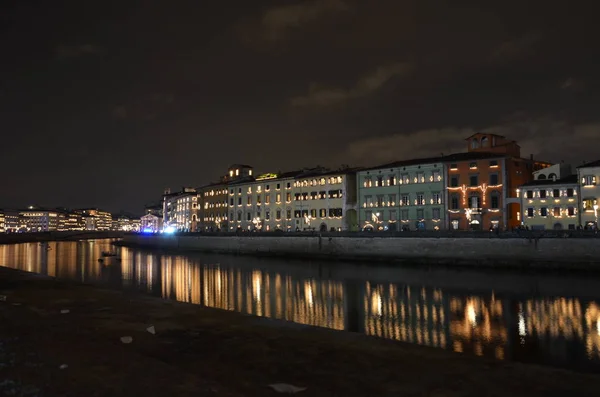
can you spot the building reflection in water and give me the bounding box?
[2,240,600,371]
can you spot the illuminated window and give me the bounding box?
[388,175,396,186]
[319,209,326,218]
[469,162,477,169]
[568,207,575,216]
[432,192,441,204]
[286,193,292,202]
[265,195,270,204]
[276,210,281,220]
[416,193,425,206]
[553,207,560,216]
[235,169,239,176]
[583,175,596,186]
[401,195,409,206]
[286,210,291,220]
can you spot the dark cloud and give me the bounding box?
[0,0,599,213]
[55,44,101,59]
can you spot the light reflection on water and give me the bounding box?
[1,239,600,372]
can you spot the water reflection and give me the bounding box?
[1,240,600,372]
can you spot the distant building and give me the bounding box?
[519,164,579,230]
[74,208,112,231]
[358,158,445,231]
[19,208,61,232]
[0,210,5,233]
[577,160,600,229]
[3,210,20,232]
[58,211,84,231]
[199,182,228,232]
[141,213,162,232]
[162,188,198,232]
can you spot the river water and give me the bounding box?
[2,239,600,373]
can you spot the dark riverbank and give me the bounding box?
[1,267,600,397]
[0,231,124,245]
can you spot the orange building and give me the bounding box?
[445,133,551,231]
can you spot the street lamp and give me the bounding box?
[304,214,313,231]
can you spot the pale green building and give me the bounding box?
[357,158,446,231]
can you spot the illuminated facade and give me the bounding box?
[199,183,228,231]
[228,171,301,231]
[519,164,579,230]
[162,188,198,232]
[19,209,60,232]
[292,168,359,231]
[577,160,600,229]
[58,212,84,231]
[74,208,112,231]
[358,158,445,231]
[445,133,551,231]
[0,210,5,233]
[141,213,162,232]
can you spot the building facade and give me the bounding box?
[519,164,579,230]
[445,133,551,231]
[577,160,600,229]
[228,171,301,232]
[199,183,228,231]
[358,158,445,231]
[141,213,162,232]
[0,210,5,233]
[162,188,198,232]
[292,168,358,232]
[19,209,61,232]
[74,208,112,231]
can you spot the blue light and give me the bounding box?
[142,228,154,234]
[164,226,176,234]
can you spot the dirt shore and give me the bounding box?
[1,267,598,397]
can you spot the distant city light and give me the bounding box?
[142,228,154,234]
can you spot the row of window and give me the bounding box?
[363,193,443,207]
[449,160,499,170]
[524,188,576,199]
[228,208,345,222]
[228,190,344,206]
[365,208,442,221]
[294,176,343,187]
[363,171,442,188]
[448,193,501,210]
[449,174,499,187]
[526,207,577,217]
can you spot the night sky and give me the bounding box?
[1,0,598,213]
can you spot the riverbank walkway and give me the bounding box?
[1,267,598,396]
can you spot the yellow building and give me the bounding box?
[519,165,579,231]
[228,171,300,231]
[577,160,600,229]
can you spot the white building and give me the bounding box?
[518,164,579,230]
[577,160,600,229]
[141,213,162,232]
[162,188,198,232]
[292,168,359,232]
[228,171,299,231]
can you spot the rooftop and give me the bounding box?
[577,160,600,169]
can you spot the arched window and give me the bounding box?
[471,138,480,149]
[537,174,547,180]
[548,173,557,180]
[481,136,489,147]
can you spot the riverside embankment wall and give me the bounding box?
[0,231,124,245]
[119,234,600,268]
